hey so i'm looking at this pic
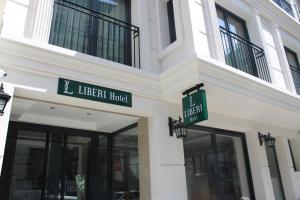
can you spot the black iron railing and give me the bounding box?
[219,27,271,82]
[290,66,300,94]
[49,0,140,68]
[273,0,294,16]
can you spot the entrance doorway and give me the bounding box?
[0,121,139,200]
[183,126,255,200]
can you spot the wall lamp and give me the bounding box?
[168,117,188,138]
[258,132,275,147]
[0,72,11,116]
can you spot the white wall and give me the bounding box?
[0,82,14,175]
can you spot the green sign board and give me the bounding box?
[182,90,208,126]
[57,78,132,107]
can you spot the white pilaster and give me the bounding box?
[272,24,297,94]
[245,131,275,200]
[32,0,54,43]
[0,0,7,32]
[0,82,14,175]
[201,0,226,62]
[275,136,299,200]
[147,107,188,200]
[249,10,275,84]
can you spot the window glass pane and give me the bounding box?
[289,139,300,172]
[285,50,298,68]
[184,129,219,200]
[217,9,226,28]
[113,127,139,200]
[167,0,177,43]
[227,16,246,38]
[9,130,47,200]
[265,146,285,200]
[64,136,91,200]
[184,128,253,200]
[215,133,251,199]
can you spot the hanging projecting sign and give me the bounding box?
[57,78,132,107]
[182,90,208,126]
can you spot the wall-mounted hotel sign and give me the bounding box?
[57,78,132,107]
[182,84,208,126]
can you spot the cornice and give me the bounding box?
[0,36,162,100]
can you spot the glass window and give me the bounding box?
[113,127,139,200]
[285,47,299,69]
[184,128,253,200]
[167,0,177,43]
[265,145,286,200]
[284,47,300,94]
[49,0,132,66]
[289,139,300,172]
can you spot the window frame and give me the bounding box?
[184,125,256,200]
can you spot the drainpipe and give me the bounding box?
[0,0,7,32]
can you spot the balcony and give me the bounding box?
[219,27,271,82]
[273,0,294,17]
[290,66,300,94]
[49,0,140,68]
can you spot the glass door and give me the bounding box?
[0,123,109,200]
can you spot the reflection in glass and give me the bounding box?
[184,128,252,200]
[113,127,139,200]
[265,146,286,200]
[9,130,47,200]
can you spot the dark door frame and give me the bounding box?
[186,125,256,200]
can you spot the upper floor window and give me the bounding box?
[167,0,176,44]
[216,5,271,82]
[273,0,294,17]
[284,47,300,94]
[216,6,248,40]
[49,0,141,68]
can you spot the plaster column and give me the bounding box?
[245,131,275,200]
[138,117,151,200]
[147,109,188,200]
[0,82,14,176]
[271,23,297,94]
[248,10,275,83]
[0,0,7,32]
[275,136,299,200]
[201,0,226,62]
[32,0,54,43]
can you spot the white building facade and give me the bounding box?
[0,0,300,199]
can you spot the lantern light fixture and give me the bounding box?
[168,117,188,138]
[258,132,276,147]
[0,83,11,116]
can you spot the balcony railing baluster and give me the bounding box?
[49,0,140,68]
[219,27,271,82]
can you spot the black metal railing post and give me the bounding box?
[219,27,271,82]
[273,0,294,16]
[49,0,141,68]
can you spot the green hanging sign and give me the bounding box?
[182,90,208,126]
[57,78,132,107]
